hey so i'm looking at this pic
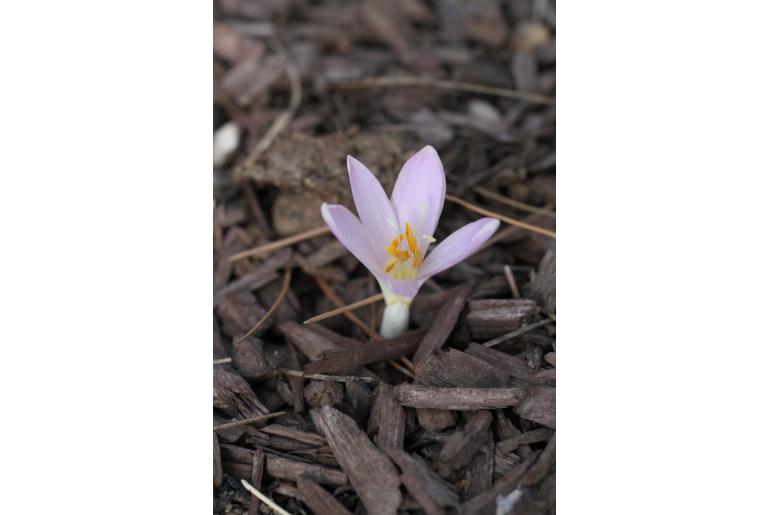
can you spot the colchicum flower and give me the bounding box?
[321,146,500,338]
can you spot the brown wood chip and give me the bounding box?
[313,406,402,515]
[515,386,556,429]
[259,424,327,447]
[387,448,459,515]
[216,291,271,338]
[286,342,306,412]
[521,434,556,486]
[232,336,275,381]
[279,321,340,360]
[460,452,538,515]
[413,283,473,367]
[415,348,509,387]
[465,437,494,499]
[304,380,344,408]
[304,329,425,374]
[213,433,223,489]
[345,379,373,422]
[220,445,347,486]
[213,366,269,418]
[465,343,553,387]
[416,408,457,431]
[465,298,538,340]
[437,410,494,477]
[497,427,555,453]
[397,385,527,410]
[493,409,521,441]
[248,448,265,515]
[266,455,347,486]
[371,383,405,451]
[213,413,246,443]
[297,478,354,515]
[529,242,555,316]
[307,324,365,349]
[214,247,292,306]
[222,54,286,107]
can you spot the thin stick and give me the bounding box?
[331,76,555,106]
[473,186,556,219]
[503,264,520,298]
[303,293,384,325]
[482,320,554,348]
[313,276,380,340]
[446,194,556,239]
[240,37,302,170]
[236,268,292,343]
[213,357,232,365]
[240,479,292,515]
[213,411,287,432]
[228,226,330,262]
[280,369,377,384]
[387,358,416,379]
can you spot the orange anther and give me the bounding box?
[385,222,424,277]
[405,223,419,255]
[385,257,399,273]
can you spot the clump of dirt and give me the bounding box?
[239,131,407,235]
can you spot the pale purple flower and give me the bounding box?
[321,145,500,309]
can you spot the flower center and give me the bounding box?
[385,222,423,279]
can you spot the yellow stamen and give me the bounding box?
[412,247,422,268]
[385,257,399,273]
[405,223,423,267]
[384,222,426,278]
[386,244,409,259]
[405,223,418,254]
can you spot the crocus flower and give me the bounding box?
[321,146,500,337]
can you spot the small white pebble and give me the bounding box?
[468,99,502,124]
[496,488,524,515]
[213,121,240,167]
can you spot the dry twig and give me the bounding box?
[331,76,555,106]
[503,264,520,298]
[446,194,556,239]
[213,411,287,432]
[473,186,556,219]
[280,369,377,384]
[228,226,330,262]
[240,479,292,515]
[386,358,416,378]
[313,276,380,340]
[236,268,292,343]
[482,319,554,348]
[303,293,384,325]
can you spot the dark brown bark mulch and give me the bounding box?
[214,0,555,513]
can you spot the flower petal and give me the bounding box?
[390,145,446,249]
[417,218,500,280]
[379,276,421,301]
[321,203,382,276]
[347,156,400,265]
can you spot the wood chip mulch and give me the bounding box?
[214,0,555,513]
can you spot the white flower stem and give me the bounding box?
[380,302,410,338]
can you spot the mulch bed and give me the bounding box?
[214,0,555,513]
